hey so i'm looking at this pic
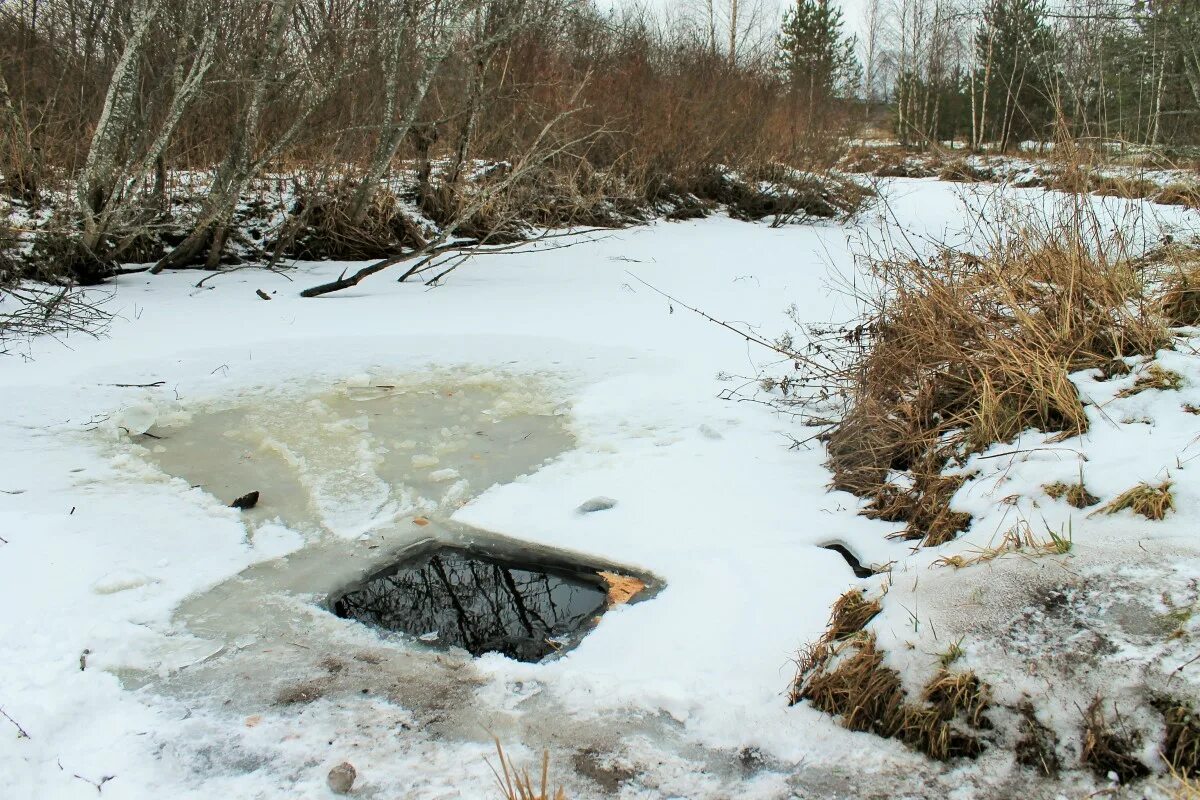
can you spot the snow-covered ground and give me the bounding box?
[1,179,1197,799]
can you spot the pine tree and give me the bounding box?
[777,0,860,109]
[972,0,1056,148]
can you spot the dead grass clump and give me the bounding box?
[1015,702,1061,777]
[826,588,882,640]
[934,521,1072,569]
[862,471,973,545]
[1156,184,1200,209]
[827,216,1168,547]
[1119,364,1185,397]
[791,633,989,760]
[839,146,936,179]
[489,740,568,800]
[1162,702,1200,778]
[1101,481,1175,520]
[285,188,429,261]
[1081,698,1150,782]
[689,167,870,223]
[938,160,993,183]
[1044,168,1095,195]
[1044,481,1100,509]
[1091,175,1158,200]
[275,678,331,705]
[1162,263,1200,327]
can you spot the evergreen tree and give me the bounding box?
[777,0,860,108]
[1132,0,1200,145]
[972,0,1057,148]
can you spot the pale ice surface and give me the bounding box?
[0,180,1197,799]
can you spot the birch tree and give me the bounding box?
[156,0,350,270]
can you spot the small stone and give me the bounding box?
[577,497,617,514]
[327,762,356,794]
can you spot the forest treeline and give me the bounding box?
[0,0,1198,290]
[872,0,1200,150]
[0,0,861,285]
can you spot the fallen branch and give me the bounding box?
[301,229,605,297]
[626,272,827,371]
[0,705,30,738]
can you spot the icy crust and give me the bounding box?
[847,336,1200,788]
[124,370,569,539]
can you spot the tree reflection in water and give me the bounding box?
[332,546,609,662]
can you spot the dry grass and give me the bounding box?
[826,588,883,640]
[791,633,989,760]
[489,740,568,800]
[1167,774,1200,800]
[1119,364,1185,397]
[1156,183,1200,209]
[934,521,1072,569]
[862,471,972,546]
[790,588,989,760]
[839,145,937,179]
[826,209,1168,547]
[938,160,993,183]
[1162,259,1200,327]
[1101,481,1175,520]
[1080,698,1150,782]
[1091,174,1158,200]
[1162,702,1200,778]
[1015,702,1060,777]
[285,188,429,261]
[1044,481,1100,509]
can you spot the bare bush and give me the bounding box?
[809,198,1170,545]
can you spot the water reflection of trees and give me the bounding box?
[333,550,607,661]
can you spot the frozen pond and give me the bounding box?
[117,373,658,685]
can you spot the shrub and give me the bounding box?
[825,206,1169,546]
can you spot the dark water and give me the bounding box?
[331,545,610,662]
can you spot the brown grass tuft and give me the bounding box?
[826,589,883,640]
[863,471,973,545]
[1163,702,1200,778]
[1156,184,1200,209]
[489,740,568,800]
[1044,481,1100,509]
[1091,175,1158,200]
[1162,259,1200,327]
[1081,698,1150,782]
[938,160,992,183]
[1015,702,1061,777]
[1119,364,1185,397]
[827,212,1168,547]
[1101,481,1175,520]
[791,633,989,760]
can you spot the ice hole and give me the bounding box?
[331,542,651,662]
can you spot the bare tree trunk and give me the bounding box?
[77,0,161,251]
[1149,46,1166,149]
[707,0,718,57]
[349,2,463,226]
[727,0,738,66]
[976,32,995,149]
[155,0,322,271]
[0,68,37,199]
